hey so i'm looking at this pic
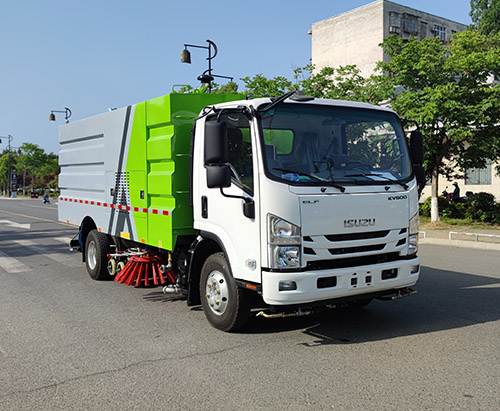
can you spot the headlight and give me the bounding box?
[269,215,300,244]
[273,246,300,268]
[409,212,419,235]
[408,234,418,255]
[268,215,301,269]
[408,212,419,255]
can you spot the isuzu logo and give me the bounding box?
[388,195,408,201]
[344,218,376,228]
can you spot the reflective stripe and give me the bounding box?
[60,197,171,216]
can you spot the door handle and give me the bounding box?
[202,196,208,219]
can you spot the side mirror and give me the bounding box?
[206,165,231,188]
[414,165,425,185]
[410,130,424,165]
[205,121,228,164]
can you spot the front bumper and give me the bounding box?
[261,257,420,305]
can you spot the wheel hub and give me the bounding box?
[205,270,229,316]
[87,240,97,270]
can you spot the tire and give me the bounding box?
[200,253,251,332]
[85,230,112,281]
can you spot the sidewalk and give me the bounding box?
[420,227,500,251]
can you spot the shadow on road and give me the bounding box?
[238,265,500,344]
[142,291,185,303]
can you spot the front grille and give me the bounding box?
[329,244,385,255]
[325,230,390,242]
[303,227,407,268]
[306,252,402,271]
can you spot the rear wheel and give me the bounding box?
[200,253,251,332]
[85,230,112,280]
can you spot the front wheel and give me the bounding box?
[85,230,112,280]
[200,253,251,332]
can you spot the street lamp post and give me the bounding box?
[0,134,14,197]
[49,107,72,123]
[180,39,233,92]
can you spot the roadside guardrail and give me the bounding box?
[448,231,500,242]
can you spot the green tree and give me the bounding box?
[17,143,46,195]
[241,65,392,104]
[295,64,393,103]
[240,73,294,97]
[379,31,500,221]
[470,0,500,35]
[213,81,239,94]
[37,152,59,191]
[0,150,17,195]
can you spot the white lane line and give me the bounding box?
[0,219,31,230]
[14,203,57,211]
[54,237,74,245]
[0,249,33,273]
[13,239,80,267]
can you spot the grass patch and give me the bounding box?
[420,216,500,231]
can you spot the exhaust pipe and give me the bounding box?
[162,284,183,294]
[256,308,312,319]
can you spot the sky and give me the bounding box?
[0,0,473,155]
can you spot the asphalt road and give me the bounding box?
[0,198,499,410]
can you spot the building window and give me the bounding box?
[402,14,418,35]
[419,22,428,40]
[466,162,492,185]
[389,12,401,27]
[388,12,401,34]
[433,25,447,41]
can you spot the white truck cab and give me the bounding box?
[191,93,421,329]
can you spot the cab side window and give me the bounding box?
[210,113,253,194]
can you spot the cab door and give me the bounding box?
[194,111,261,284]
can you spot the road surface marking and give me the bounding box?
[15,203,57,211]
[13,239,80,267]
[0,209,76,227]
[0,219,31,230]
[0,249,32,273]
[54,237,74,245]
[463,283,500,289]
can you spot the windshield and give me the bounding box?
[259,104,412,186]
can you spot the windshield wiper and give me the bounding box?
[344,172,409,190]
[274,168,346,192]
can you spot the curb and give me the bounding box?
[420,236,500,251]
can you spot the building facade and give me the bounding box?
[310,0,468,77]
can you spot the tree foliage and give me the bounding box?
[379,30,500,221]
[0,150,16,193]
[470,0,500,35]
[240,65,392,104]
[296,65,393,103]
[212,81,239,94]
[0,143,59,196]
[240,74,294,97]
